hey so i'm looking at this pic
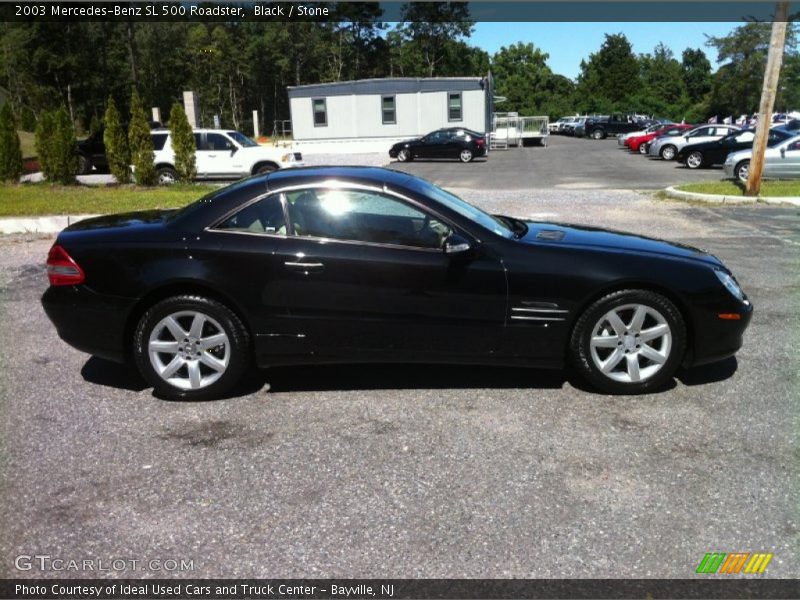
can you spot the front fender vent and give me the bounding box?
[536,230,566,241]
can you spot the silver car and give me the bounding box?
[649,124,740,160]
[724,134,800,182]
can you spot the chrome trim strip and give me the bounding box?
[510,315,566,322]
[512,307,568,314]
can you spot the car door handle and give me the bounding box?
[284,261,325,273]
[207,153,217,158]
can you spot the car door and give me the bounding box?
[266,185,507,360]
[421,131,448,158]
[767,138,800,178]
[198,132,242,178]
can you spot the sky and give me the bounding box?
[470,22,739,79]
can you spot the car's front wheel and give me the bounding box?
[735,160,750,183]
[397,148,411,162]
[686,151,704,169]
[638,143,648,155]
[157,166,178,185]
[78,154,92,175]
[134,295,250,401]
[592,129,606,140]
[570,289,686,394]
[459,148,474,163]
[660,145,677,160]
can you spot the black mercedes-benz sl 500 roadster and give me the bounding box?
[42,167,752,400]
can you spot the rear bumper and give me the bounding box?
[42,285,135,363]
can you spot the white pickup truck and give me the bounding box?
[150,128,304,184]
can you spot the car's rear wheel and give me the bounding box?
[157,166,178,185]
[686,151,704,169]
[397,148,411,162]
[660,145,677,160]
[77,154,92,175]
[735,160,750,183]
[459,148,474,163]
[134,296,250,401]
[638,143,648,155]
[254,163,277,175]
[570,289,686,395]
[592,129,606,140]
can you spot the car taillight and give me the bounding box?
[46,244,85,286]
[476,138,485,146]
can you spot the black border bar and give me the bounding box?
[2,579,800,600]
[2,1,800,23]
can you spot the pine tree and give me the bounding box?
[51,106,78,184]
[103,96,130,184]
[34,110,56,181]
[128,89,156,186]
[0,103,24,182]
[168,101,196,182]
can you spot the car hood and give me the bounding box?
[518,221,722,266]
[392,138,422,148]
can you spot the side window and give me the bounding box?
[448,92,462,122]
[312,98,327,127]
[204,133,233,151]
[285,188,452,249]
[381,96,396,125]
[151,133,169,151]
[215,194,287,235]
[193,133,203,149]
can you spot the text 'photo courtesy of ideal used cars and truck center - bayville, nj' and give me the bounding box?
[0,1,798,600]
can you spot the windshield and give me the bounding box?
[406,177,516,240]
[226,131,259,148]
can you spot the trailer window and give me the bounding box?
[382,96,396,125]
[448,93,462,122]
[312,98,327,127]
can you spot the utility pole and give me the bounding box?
[746,2,790,196]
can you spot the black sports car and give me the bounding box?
[42,167,752,400]
[389,128,487,163]
[676,128,793,169]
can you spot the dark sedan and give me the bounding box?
[42,167,752,400]
[676,128,793,169]
[389,128,487,163]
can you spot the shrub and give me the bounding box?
[0,103,23,182]
[34,110,56,180]
[128,89,156,186]
[168,101,196,182]
[103,96,130,184]
[35,107,78,184]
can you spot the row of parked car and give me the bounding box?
[615,119,800,181]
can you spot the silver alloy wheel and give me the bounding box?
[148,310,230,390]
[589,303,672,384]
[460,149,473,162]
[638,143,648,154]
[687,152,703,169]
[158,170,177,185]
[737,161,750,183]
[397,149,409,162]
[592,129,604,140]
[661,145,676,160]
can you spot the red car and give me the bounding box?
[626,124,693,154]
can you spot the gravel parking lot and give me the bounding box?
[0,189,797,579]
[390,134,728,190]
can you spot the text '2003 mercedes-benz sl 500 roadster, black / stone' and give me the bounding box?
[42,167,752,400]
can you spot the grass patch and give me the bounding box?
[18,130,35,158]
[0,183,217,216]
[676,180,800,197]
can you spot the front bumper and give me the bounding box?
[648,143,662,157]
[42,285,135,363]
[723,161,735,178]
[686,298,754,367]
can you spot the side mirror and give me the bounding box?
[444,233,472,255]
[780,147,786,158]
[229,146,238,156]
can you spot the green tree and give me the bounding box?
[395,3,474,76]
[681,48,712,105]
[168,101,196,182]
[631,43,690,120]
[575,33,641,113]
[103,95,130,184]
[34,110,55,181]
[0,103,23,182]
[491,43,557,116]
[49,106,78,184]
[128,89,156,186]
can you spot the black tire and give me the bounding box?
[686,151,704,169]
[157,166,178,185]
[77,154,92,175]
[569,289,686,395]
[638,143,648,155]
[591,129,606,140]
[459,148,474,163]
[133,295,250,401]
[735,160,750,183]
[254,163,277,175]
[396,148,411,162]
[660,144,677,160]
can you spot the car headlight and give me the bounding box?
[715,269,745,302]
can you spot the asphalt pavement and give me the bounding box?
[0,189,797,578]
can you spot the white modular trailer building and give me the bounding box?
[287,77,493,153]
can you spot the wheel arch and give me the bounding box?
[251,161,279,175]
[566,280,694,363]
[155,162,176,171]
[123,280,253,361]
